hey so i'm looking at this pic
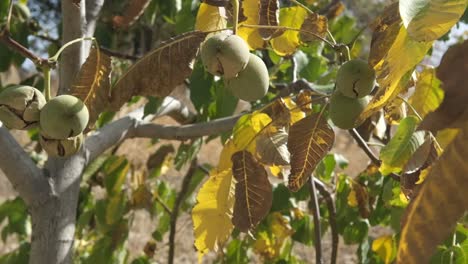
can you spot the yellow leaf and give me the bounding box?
[238,0,267,49]
[397,120,468,263]
[408,67,444,120]
[269,165,282,176]
[232,112,272,152]
[217,139,239,171]
[192,169,235,262]
[399,0,468,41]
[347,189,358,207]
[358,25,433,124]
[270,7,308,56]
[372,235,396,264]
[195,3,227,32]
[283,97,306,125]
[436,128,460,150]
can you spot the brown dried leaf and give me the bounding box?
[71,47,112,128]
[397,120,468,263]
[419,40,468,133]
[261,98,291,128]
[112,0,151,28]
[383,97,407,125]
[110,31,207,110]
[256,127,290,166]
[322,2,345,20]
[300,12,328,42]
[287,111,335,191]
[351,181,371,219]
[295,90,314,114]
[232,150,273,232]
[368,3,401,68]
[258,0,281,39]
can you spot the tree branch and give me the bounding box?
[314,178,338,264]
[309,175,323,264]
[168,159,198,264]
[0,124,50,207]
[349,129,400,181]
[85,105,241,165]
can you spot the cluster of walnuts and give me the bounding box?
[329,59,376,129]
[0,86,89,157]
[200,32,269,101]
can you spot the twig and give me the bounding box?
[309,175,323,264]
[154,195,173,215]
[349,129,400,181]
[314,178,338,264]
[100,46,140,61]
[0,33,50,67]
[168,159,198,264]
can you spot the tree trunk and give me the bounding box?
[29,156,86,264]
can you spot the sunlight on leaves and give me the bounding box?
[399,0,468,41]
[270,6,308,56]
[232,112,272,152]
[380,116,426,176]
[408,67,444,120]
[372,235,396,264]
[359,19,432,124]
[71,47,112,128]
[420,40,468,132]
[195,3,227,32]
[238,0,267,49]
[193,169,235,262]
[397,120,468,264]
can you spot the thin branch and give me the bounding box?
[100,47,140,61]
[0,124,50,207]
[85,111,241,165]
[349,129,400,181]
[5,0,14,32]
[314,178,338,264]
[309,175,323,264]
[0,33,51,67]
[155,196,172,215]
[168,159,198,264]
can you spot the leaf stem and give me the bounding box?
[239,24,335,48]
[231,0,239,35]
[49,37,96,62]
[43,66,51,101]
[5,0,14,32]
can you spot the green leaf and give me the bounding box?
[0,242,30,264]
[174,138,202,170]
[105,193,127,226]
[379,116,426,175]
[291,214,313,245]
[143,96,163,118]
[0,198,29,241]
[189,60,213,119]
[103,156,129,196]
[399,0,468,41]
[208,81,239,120]
[408,67,444,120]
[271,184,292,212]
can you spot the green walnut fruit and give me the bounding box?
[200,32,250,78]
[224,54,269,101]
[39,133,83,158]
[40,95,89,139]
[336,59,376,98]
[329,91,369,129]
[0,85,46,130]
